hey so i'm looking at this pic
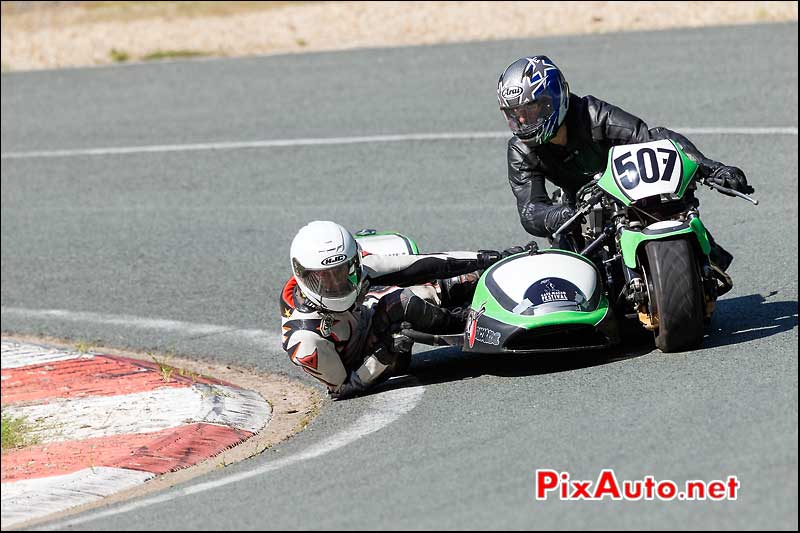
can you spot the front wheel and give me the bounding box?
[644,239,705,352]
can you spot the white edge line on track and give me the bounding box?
[0,306,280,350]
[1,127,797,159]
[1,306,426,530]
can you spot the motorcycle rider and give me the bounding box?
[281,221,514,399]
[497,55,754,270]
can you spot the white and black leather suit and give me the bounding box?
[280,250,491,398]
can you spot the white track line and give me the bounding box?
[677,127,798,135]
[1,127,796,159]
[44,381,426,530]
[0,306,280,350]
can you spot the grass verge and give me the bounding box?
[1,413,41,451]
[109,48,130,62]
[148,352,205,383]
[141,49,210,61]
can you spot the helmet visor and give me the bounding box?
[294,255,362,300]
[502,97,555,134]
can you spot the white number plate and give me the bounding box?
[610,139,683,201]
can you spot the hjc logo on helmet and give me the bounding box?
[321,254,348,266]
[501,86,524,99]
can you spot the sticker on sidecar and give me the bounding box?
[466,305,501,348]
[466,306,484,349]
[474,327,501,346]
[525,278,584,306]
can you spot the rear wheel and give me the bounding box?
[644,239,705,352]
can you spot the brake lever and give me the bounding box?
[704,180,759,206]
[552,191,605,240]
[552,209,586,241]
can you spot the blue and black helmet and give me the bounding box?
[497,56,570,145]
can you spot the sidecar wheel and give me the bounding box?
[644,239,705,352]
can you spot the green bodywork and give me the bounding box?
[618,216,712,269]
[471,250,610,329]
[676,147,700,198]
[594,140,709,268]
[597,139,699,206]
[597,168,631,205]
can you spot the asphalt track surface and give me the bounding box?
[2,23,798,530]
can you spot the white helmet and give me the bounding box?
[290,221,364,312]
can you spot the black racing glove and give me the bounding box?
[388,322,414,354]
[708,166,754,195]
[479,240,540,268]
[543,205,577,235]
[476,250,502,269]
[329,371,369,400]
[500,240,539,258]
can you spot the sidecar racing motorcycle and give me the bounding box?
[358,139,758,354]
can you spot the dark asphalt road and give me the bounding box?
[2,23,797,530]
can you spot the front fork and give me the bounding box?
[622,264,658,331]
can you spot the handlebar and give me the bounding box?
[552,175,759,246]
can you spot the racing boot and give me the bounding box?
[371,287,470,350]
[706,233,734,296]
[386,323,414,376]
[709,241,734,272]
[706,231,733,272]
[400,288,467,334]
[438,271,480,308]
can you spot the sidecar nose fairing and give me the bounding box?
[465,249,619,354]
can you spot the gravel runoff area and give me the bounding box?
[1,1,797,71]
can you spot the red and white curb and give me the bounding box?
[0,340,271,529]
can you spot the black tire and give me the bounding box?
[644,239,705,352]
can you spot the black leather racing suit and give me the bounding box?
[508,93,724,237]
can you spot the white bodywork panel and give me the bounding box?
[646,220,685,231]
[491,253,599,307]
[356,234,413,256]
